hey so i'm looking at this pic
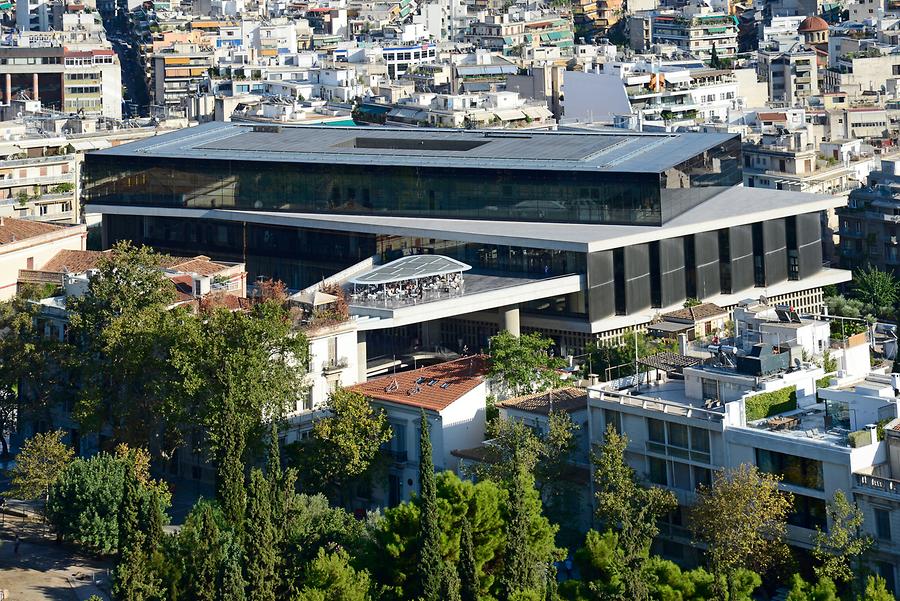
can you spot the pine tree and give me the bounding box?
[218,400,247,535]
[220,553,247,601]
[417,410,443,601]
[244,468,277,601]
[112,469,158,601]
[500,451,532,601]
[458,515,479,601]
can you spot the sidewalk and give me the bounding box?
[0,516,111,601]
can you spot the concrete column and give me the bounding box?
[5,74,11,104]
[500,304,520,337]
[420,320,440,351]
[356,330,367,383]
[32,73,39,101]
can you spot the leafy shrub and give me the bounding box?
[745,386,797,422]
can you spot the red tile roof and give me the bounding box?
[351,356,488,412]
[663,302,727,322]
[39,249,105,273]
[757,111,787,122]
[0,218,65,245]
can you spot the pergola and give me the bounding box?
[349,255,472,300]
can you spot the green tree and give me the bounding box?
[812,490,872,587]
[467,411,580,546]
[683,297,702,308]
[0,290,72,447]
[592,426,677,600]
[67,241,185,450]
[245,469,277,601]
[290,388,391,502]
[295,548,372,601]
[281,493,365,596]
[177,500,232,601]
[858,576,894,601]
[172,299,309,475]
[418,411,444,601]
[499,450,564,600]
[9,430,73,503]
[852,266,899,315]
[458,515,479,601]
[221,553,247,601]
[365,472,506,599]
[112,469,160,601]
[501,453,533,600]
[488,331,565,397]
[689,464,790,599]
[217,398,247,534]
[786,574,839,601]
[46,448,170,556]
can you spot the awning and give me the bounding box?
[493,109,527,121]
[68,139,112,152]
[521,106,552,120]
[291,289,338,306]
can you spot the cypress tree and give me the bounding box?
[143,488,164,556]
[182,502,223,601]
[218,400,247,535]
[500,452,532,601]
[112,469,158,601]
[458,515,479,601]
[266,421,284,526]
[417,409,443,601]
[220,553,247,601]
[244,468,277,601]
[441,563,462,601]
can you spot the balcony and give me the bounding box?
[322,357,349,374]
[854,473,900,498]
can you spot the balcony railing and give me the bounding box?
[855,473,900,496]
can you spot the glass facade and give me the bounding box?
[83,135,741,226]
[105,214,586,296]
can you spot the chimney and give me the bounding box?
[0,216,4,226]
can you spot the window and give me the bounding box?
[876,508,892,541]
[693,466,711,490]
[667,423,688,449]
[690,427,710,454]
[648,418,666,443]
[648,457,668,485]
[755,448,824,490]
[788,494,827,530]
[604,409,621,434]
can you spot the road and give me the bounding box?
[103,15,150,117]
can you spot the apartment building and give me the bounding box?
[838,158,900,275]
[742,128,855,196]
[587,309,899,588]
[563,60,739,126]
[0,218,86,300]
[0,154,77,224]
[651,7,738,61]
[0,36,122,119]
[824,51,900,101]
[351,357,489,506]
[758,47,819,105]
[151,47,215,116]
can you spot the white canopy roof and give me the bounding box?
[350,254,471,285]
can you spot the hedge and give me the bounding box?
[745,385,797,422]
